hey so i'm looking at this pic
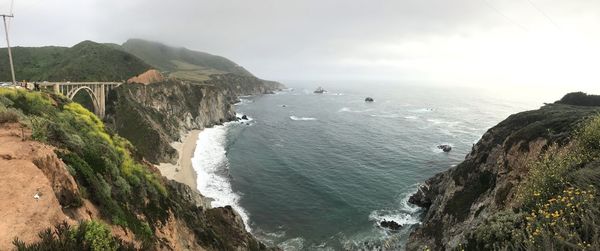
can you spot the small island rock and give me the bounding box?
[437,144,452,152]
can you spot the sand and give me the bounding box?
[157,130,200,190]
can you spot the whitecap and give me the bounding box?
[404,116,417,120]
[338,107,352,112]
[191,123,252,231]
[290,116,317,121]
[370,114,401,118]
[236,113,254,122]
[369,210,420,227]
[339,107,373,113]
[279,237,305,251]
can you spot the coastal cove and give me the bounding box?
[175,83,560,250]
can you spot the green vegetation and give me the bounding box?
[465,114,600,250]
[0,89,167,247]
[120,39,253,81]
[13,221,134,251]
[0,41,150,81]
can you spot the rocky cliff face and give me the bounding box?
[105,75,283,164]
[407,103,600,250]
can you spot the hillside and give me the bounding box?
[0,41,150,82]
[120,39,253,82]
[0,88,273,250]
[407,93,600,250]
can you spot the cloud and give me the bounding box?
[2,0,600,88]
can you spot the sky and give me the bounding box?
[0,0,599,92]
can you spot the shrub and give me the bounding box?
[0,108,19,123]
[12,221,134,251]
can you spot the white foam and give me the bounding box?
[368,188,422,230]
[338,107,373,113]
[191,123,251,231]
[236,113,254,122]
[279,237,305,251]
[339,107,352,112]
[404,116,418,120]
[368,210,420,226]
[370,114,401,118]
[290,116,317,121]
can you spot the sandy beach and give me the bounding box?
[157,130,200,190]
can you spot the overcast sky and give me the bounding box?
[1,0,599,90]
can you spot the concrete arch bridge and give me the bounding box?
[39,82,121,118]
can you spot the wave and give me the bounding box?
[236,113,254,122]
[279,237,305,251]
[191,123,251,231]
[404,116,418,120]
[368,189,421,230]
[290,116,317,121]
[338,107,373,113]
[370,114,401,118]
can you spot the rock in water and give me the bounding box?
[314,86,326,94]
[241,115,248,120]
[437,144,452,152]
[380,220,402,231]
[365,97,374,102]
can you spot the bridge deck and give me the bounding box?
[38,82,121,86]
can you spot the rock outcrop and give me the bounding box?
[127,69,166,85]
[407,103,600,250]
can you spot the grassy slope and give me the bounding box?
[0,41,150,82]
[120,39,254,81]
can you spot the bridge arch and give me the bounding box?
[40,82,121,119]
[67,86,101,115]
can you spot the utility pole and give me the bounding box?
[1,14,16,85]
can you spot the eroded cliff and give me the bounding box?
[407,98,600,250]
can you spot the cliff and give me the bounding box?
[407,94,600,250]
[0,89,274,250]
[105,72,282,164]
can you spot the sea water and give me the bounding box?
[191,83,558,250]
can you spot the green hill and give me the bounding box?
[0,40,150,82]
[120,39,254,81]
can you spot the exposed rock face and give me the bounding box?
[106,75,283,164]
[105,80,236,164]
[407,104,600,250]
[127,69,165,85]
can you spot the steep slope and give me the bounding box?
[105,80,237,164]
[121,39,253,81]
[407,94,600,250]
[0,89,273,250]
[0,41,150,82]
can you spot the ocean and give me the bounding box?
[190,83,560,250]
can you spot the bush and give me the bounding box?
[12,221,134,251]
[0,108,19,123]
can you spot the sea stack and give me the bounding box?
[365,97,374,102]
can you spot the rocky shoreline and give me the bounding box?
[405,97,600,250]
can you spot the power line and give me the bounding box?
[480,0,529,32]
[525,0,560,29]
